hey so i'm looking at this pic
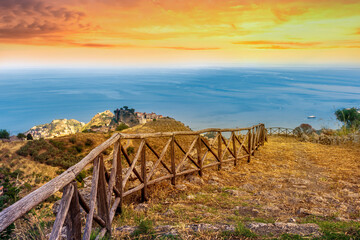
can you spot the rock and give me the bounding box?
[263,205,281,214]
[246,222,321,237]
[154,225,178,236]
[116,225,137,234]
[234,206,260,217]
[208,179,219,185]
[134,203,148,212]
[163,209,175,216]
[241,183,256,192]
[187,194,195,200]
[348,192,360,198]
[175,184,187,190]
[288,178,310,185]
[225,189,247,196]
[297,208,323,217]
[52,200,61,215]
[287,218,297,223]
[186,174,204,185]
[187,223,235,232]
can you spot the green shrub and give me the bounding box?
[335,107,360,130]
[17,133,26,140]
[0,129,10,139]
[75,144,83,153]
[69,136,76,144]
[126,146,135,155]
[26,133,33,140]
[0,170,22,239]
[76,170,87,185]
[85,138,94,146]
[116,123,129,131]
[131,218,154,237]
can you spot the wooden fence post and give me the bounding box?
[115,140,123,214]
[232,132,237,166]
[97,155,111,235]
[217,131,222,170]
[65,181,81,240]
[49,184,74,240]
[247,130,252,163]
[252,128,256,156]
[83,157,100,240]
[141,143,147,202]
[171,135,176,186]
[197,135,203,177]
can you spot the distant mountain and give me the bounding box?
[26,119,85,139]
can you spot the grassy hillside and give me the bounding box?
[1,122,360,239]
[122,118,191,134]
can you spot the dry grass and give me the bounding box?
[2,132,360,239]
[113,136,360,238]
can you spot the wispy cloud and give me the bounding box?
[157,46,220,50]
[233,40,321,49]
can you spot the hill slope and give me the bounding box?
[26,119,85,139]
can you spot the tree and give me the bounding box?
[17,133,26,140]
[0,129,10,139]
[26,133,33,140]
[335,107,360,129]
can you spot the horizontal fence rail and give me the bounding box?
[0,124,266,239]
[267,127,295,136]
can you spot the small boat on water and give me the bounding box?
[307,115,316,119]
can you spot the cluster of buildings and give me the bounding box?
[135,112,164,124]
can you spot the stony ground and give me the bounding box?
[112,136,360,239]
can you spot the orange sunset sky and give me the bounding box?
[1,0,360,68]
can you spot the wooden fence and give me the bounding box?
[267,127,295,136]
[0,124,266,239]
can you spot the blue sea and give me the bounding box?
[1,67,359,135]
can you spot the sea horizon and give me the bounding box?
[1,66,360,135]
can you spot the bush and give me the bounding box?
[69,136,76,144]
[85,138,94,146]
[17,133,26,140]
[116,123,129,131]
[335,107,360,130]
[0,129,10,139]
[26,133,33,140]
[126,146,135,155]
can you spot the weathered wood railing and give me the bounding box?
[0,124,266,239]
[267,127,295,136]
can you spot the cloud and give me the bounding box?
[271,6,308,23]
[0,0,87,39]
[70,42,135,48]
[233,40,321,48]
[156,46,220,50]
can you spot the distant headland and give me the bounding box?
[25,106,167,139]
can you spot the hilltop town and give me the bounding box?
[24,106,165,139]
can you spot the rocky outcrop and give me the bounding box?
[82,110,114,132]
[246,222,321,237]
[300,132,360,145]
[114,223,321,238]
[114,107,139,127]
[26,119,85,139]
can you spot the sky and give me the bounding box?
[0,0,360,68]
